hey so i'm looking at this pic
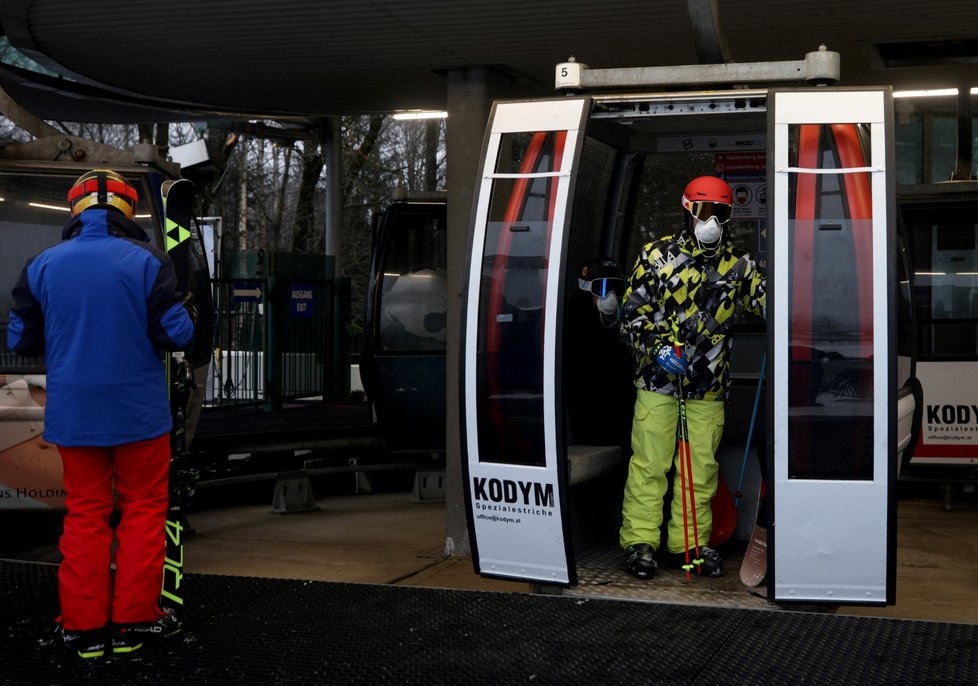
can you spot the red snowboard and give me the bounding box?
[709,472,737,547]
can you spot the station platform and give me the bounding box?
[3,486,976,684]
[2,557,976,685]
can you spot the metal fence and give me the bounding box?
[1,278,350,411]
[0,316,45,374]
[207,277,350,408]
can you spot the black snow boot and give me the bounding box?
[111,607,182,654]
[624,543,658,580]
[664,545,724,578]
[56,622,107,660]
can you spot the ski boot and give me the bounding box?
[111,607,182,654]
[56,620,107,659]
[664,545,724,578]
[624,543,658,580]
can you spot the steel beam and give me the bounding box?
[556,46,840,91]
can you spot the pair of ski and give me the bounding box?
[161,178,196,611]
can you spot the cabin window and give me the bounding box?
[904,201,978,358]
[378,212,448,352]
[786,124,875,480]
[476,131,565,466]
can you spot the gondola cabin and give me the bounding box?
[458,70,916,605]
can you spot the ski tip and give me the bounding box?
[739,524,768,588]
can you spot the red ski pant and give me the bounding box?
[57,434,170,631]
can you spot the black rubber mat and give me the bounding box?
[2,559,975,685]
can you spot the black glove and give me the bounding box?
[182,292,198,326]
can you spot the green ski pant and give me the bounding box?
[619,389,725,554]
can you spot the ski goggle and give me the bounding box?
[578,276,625,298]
[683,199,732,224]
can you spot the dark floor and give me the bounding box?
[2,558,977,686]
[3,469,977,683]
[7,481,978,624]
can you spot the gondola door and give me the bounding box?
[769,88,897,604]
[461,98,589,585]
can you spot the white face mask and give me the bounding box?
[693,216,722,246]
[596,292,618,316]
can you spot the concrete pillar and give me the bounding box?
[444,67,511,556]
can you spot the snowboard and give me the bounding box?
[713,441,764,544]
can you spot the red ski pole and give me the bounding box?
[677,395,692,579]
[676,370,703,577]
[669,315,703,578]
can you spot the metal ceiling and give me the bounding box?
[1,0,978,121]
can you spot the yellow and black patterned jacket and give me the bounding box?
[621,232,766,401]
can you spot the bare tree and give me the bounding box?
[291,130,327,254]
[0,110,447,350]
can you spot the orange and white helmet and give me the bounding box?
[67,169,139,220]
[681,176,733,225]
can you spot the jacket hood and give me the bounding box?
[62,208,151,243]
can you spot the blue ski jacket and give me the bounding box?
[7,208,195,446]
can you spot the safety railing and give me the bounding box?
[207,279,266,406]
[206,277,350,409]
[0,316,45,375]
[2,277,351,411]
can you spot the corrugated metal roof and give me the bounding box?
[3,0,978,118]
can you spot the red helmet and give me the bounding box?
[67,169,139,220]
[682,176,733,224]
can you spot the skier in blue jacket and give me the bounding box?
[7,169,195,658]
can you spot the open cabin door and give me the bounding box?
[769,88,897,604]
[461,98,589,585]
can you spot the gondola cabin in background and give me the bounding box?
[898,182,978,475]
[360,191,448,456]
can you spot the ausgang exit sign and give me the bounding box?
[289,284,315,319]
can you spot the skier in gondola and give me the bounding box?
[619,175,766,580]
